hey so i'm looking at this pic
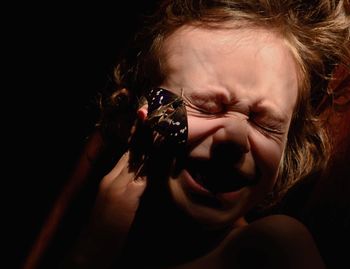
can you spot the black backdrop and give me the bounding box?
[7,2,350,269]
[8,2,158,268]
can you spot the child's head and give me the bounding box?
[100,0,349,227]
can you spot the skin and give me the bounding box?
[63,25,326,269]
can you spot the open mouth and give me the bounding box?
[186,158,259,193]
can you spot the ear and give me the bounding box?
[137,104,148,122]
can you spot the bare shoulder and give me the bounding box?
[221,214,326,269]
[169,215,326,269]
[245,214,316,244]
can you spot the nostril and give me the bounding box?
[211,121,250,155]
[211,142,246,164]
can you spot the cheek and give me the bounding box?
[249,132,285,179]
[187,115,217,144]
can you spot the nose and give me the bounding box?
[211,118,250,163]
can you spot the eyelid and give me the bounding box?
[251,119,285,136]
[184,95,287,135]
[184,100,226,116]
[250,110,285,132]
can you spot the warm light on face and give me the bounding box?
[158,25,299,228]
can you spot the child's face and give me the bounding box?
[155,25,299,228]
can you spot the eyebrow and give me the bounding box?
[184,88,292,125]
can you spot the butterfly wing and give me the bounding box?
[145,88,188,145]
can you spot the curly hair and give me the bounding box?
[97,0,350,204]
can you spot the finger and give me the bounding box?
[101,151,130,187]
[127,174,148,199]
[110,159,144,188]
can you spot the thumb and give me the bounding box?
[127,174,147,199]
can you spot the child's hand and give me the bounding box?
[61,151,147,268]
[91,151,147,237]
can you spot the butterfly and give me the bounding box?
[145,87,188,145]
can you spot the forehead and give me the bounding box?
[160,25,299,117]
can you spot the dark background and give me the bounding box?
[7,2,349,269]
[7,2,158,268]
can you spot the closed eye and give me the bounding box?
[252,121,285,135]
[182,93,229,116]
[184,101,226,117]
[249,112,286,137]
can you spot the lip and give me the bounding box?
[215,191,243,206]
[185,158,258,193]
[182,169,213,196]
[181,169,244,206]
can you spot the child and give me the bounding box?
[32,1,350,268]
